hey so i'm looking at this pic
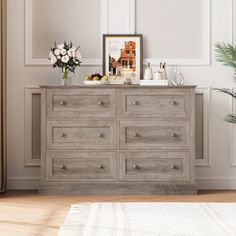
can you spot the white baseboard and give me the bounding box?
[7,177,236,190]
[196,177,236,190]
[7,177,40,190]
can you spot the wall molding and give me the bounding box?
[25,0,211,66]
[195,87,211,167]
[132,0,211,66]
[234,0,236,44]
[101,0,109,35]
[24,0,108,66]
[129,0,135,34]
[229,0,236,44]
[230,87,236,167]
[24,86,41,167]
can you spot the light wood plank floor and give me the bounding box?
[0,190,236,236]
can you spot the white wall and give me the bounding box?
[7,0,236,189]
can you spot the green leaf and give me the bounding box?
[224,113,236,124]
[215,42,236,78]
[214,88,236,99]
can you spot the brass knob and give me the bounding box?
[98,133,103,137]
[97,164,103,169]
[171,101,176,105]
[171,164,176,170]
[59,133,65,137]
[59,100,66,105]
[133,133,139,137]
[171,132,176,137]
[133,164,138,169]
[133,101,139,105]
[60,164,65,170]
[97,101,103,105]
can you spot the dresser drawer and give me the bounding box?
[45,151,116,182]
[119,151,190,182]
[46,120,116,150]
[46,89,116,118]
[119,120,190,150]
[118,89,189,118]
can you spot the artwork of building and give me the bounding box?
[109,41,136,76]
[109,56,121,76]
[119,41,136,72]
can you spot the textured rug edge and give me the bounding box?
[58,202,236,236]
[58,203,90,236]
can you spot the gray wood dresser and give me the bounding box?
[39,85,197,195]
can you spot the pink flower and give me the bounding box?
[62,55,70,63]
[58,44,64,50]
[68,48,76,57]
[54,49,60,56]
[50,54,57,64]
[60,49,67,56]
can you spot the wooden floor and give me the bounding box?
[0,191,236,236]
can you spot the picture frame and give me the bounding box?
[103,34,143,84]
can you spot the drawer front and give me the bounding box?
[45,151,116,182]
[118,89,189,118]
[119,120,190,150]
[47,120,116,150]
[119,151,190,182]
[46,89,116,118]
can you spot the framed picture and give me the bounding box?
[103,34,143,84]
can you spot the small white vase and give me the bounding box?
[144,63,153,80]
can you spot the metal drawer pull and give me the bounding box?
[59,100,66,105]
[133,164,138,169]
[171,132,177,137]
[133,101,139,105]
[97,101,104,105]
[59,133,66,137]
[97,165,103,169]
[60,164,65,170]
[98,133,103,137]
[171,164,177,170]
[171,101,176,105]
[133,133,139,137]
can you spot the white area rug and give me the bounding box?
[59,203,236,236]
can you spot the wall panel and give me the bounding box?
[32,0,101,59]
[25,0,106,65]
[24,87,41,167]
[195,88,211,167]
[135,0,210,65]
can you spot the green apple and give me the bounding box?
[101,75,108,81]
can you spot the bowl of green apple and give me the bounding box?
[84,73,110,85]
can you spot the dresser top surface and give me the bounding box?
[39,84,197,89]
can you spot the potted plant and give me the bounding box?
[49,42,82,85]
[215,42,236,123]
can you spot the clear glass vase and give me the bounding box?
[61,67,70,86]
[171,64,179,86]
[171,64,184,86]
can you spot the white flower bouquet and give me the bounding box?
[49,42,82,83]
